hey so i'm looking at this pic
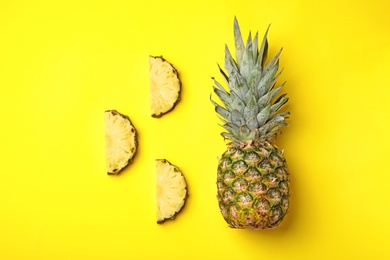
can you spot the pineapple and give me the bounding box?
[156,159,188,223]
[149,56,181,118]
[104,110,138,175]
[211,18,290,229]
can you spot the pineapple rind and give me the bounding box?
[217,141,290,229]
[104,110,138,175]
[156,159,188,224]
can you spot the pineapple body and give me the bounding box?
[217,141,289,229]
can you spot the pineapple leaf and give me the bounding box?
[224,122,239,133]
[212,77,229,95]
[248,128,260,140]
[239,125,251,139]
[223,123,239,140]
[265,48,283,71]
[213,86,231,110]
[247,62,262,100]
[239,31,254,80]
[246,115,259,130]
[260,114,287,134]
[272,68,284,85]
[257,83,285,111]
[258,25,270,68]
[234,17,245,67]
[257,62,279,97]
[243,95,259,120]
[252,32,259,63]
[211,18,289,144]
[267,121,288,136]
[257,105,271,127]
[213,102,232,121]
[221,132,233,141]
[269,111,290,122]
[230,91,245,114]
[231,109,246,126]
[229,70,249,98]
[225,45,239,76]
[271,94,288,113]
[218,64,229,84]
[225,45,249,98]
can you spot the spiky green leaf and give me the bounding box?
[258,25,270,68]
[213,86,231,110]
[271,94,288,113]
[239,125,250,139]
[247,129,260,140]
[229,70,249,98]
[230,91,245,114]
[246,115,259,130]
[225,45,238,76]
[239,32,254,79]
[243,95,258,120]
[252,32,259,63]
[231,109,246,126]
[265,48,283,71]
[257,83,285,111]
[213,103,231,121]
[257,105,271,127]
[234,17,245,67]
[258,60,279,96]
[211,18,289,144]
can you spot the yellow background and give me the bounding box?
[1,0,390,259]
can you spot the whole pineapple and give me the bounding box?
[212,18,290,229]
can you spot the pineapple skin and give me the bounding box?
[217,141,290,229]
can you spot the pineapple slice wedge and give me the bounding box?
[149,56,181,118]
[104,110,138,175]
[156,159,188,223]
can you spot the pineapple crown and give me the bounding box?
[211,17,290,146]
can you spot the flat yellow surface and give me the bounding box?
[1,0,390,259]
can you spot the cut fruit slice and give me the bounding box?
[104,110,138,175]
[149,55,181,118]
[156,159,188,223]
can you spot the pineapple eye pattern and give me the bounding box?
[243,167,262,182]
[281,196,289,213]
[262,174,279,188]
[231,160,248,174]
[237,193,253,207]
[244,150,262,163]
[248,182,267,196]
[223,171,236,183]
[232,148,245,160]
[269,205,283,224]
[253,198,271,216]
[278,181,289,194]
[232,178,248,192]
[223,188,235,204]
[266,188,282,205]
[221,157,232,171]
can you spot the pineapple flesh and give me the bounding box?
[212,18,291,229]
[149,56,181,118]
[104,110,138,175]
[156,159,188,224]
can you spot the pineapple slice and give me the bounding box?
[104,110,138,175]
[156,159,188,223]
[149,56,181,118]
